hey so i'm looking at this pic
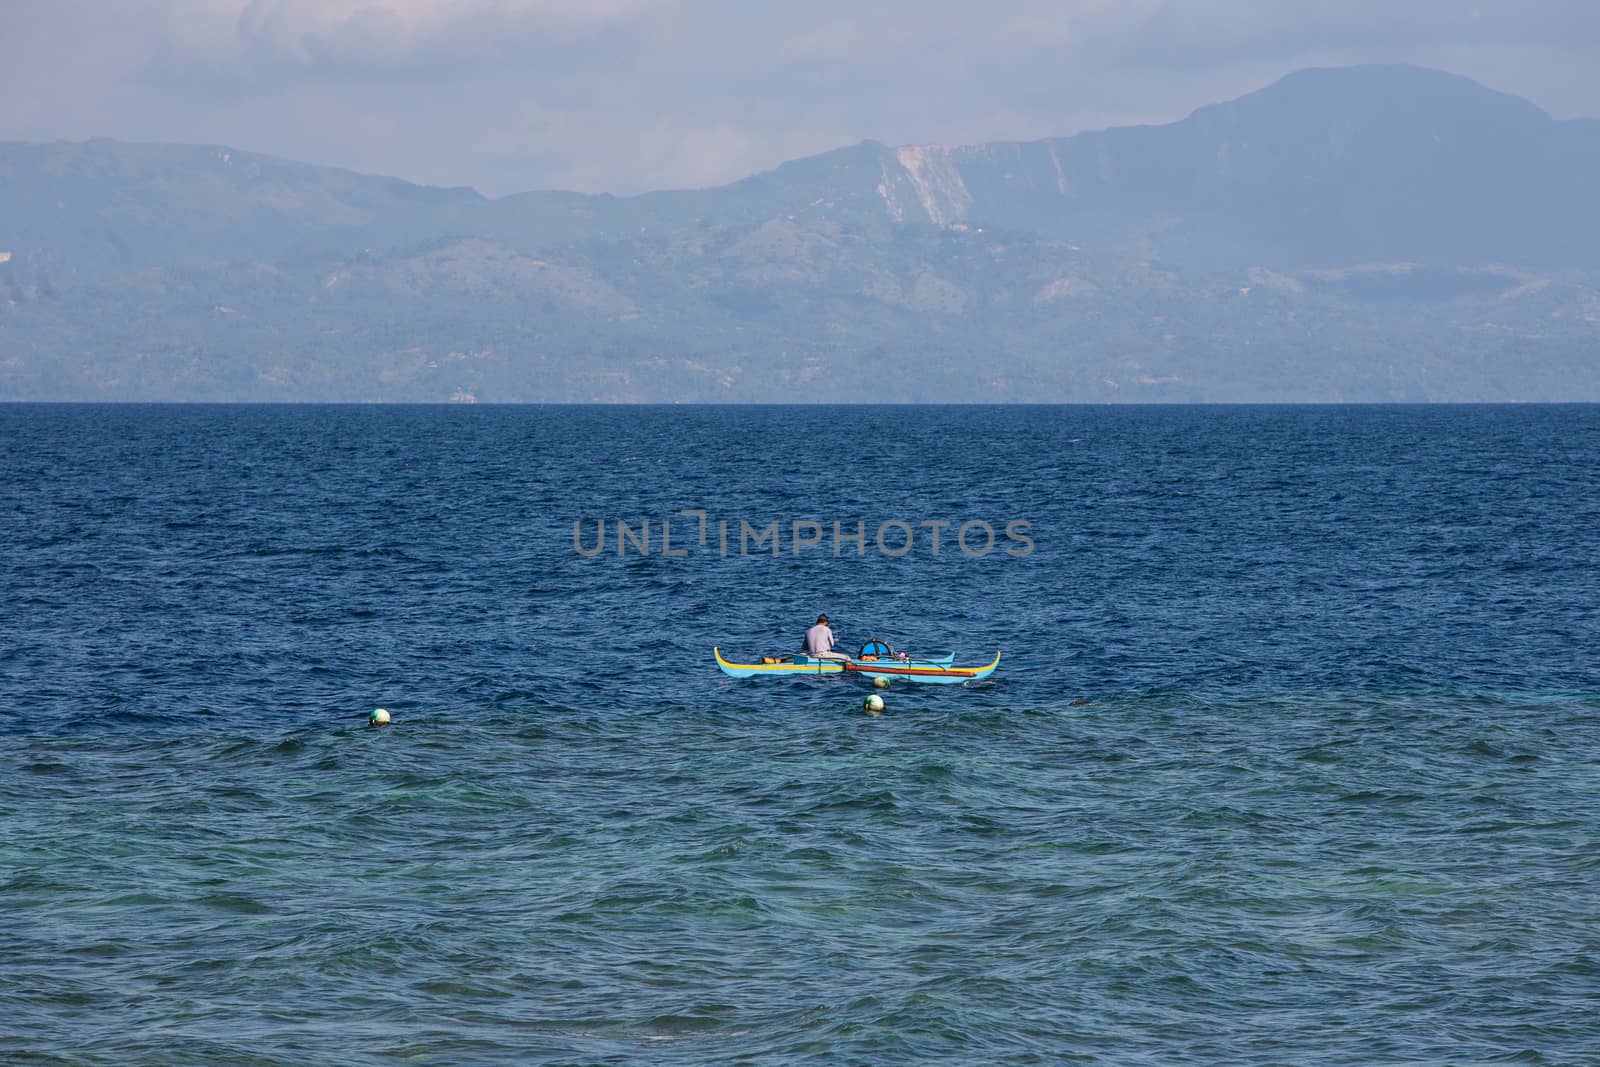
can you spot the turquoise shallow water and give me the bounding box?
[2,405,1599,1064]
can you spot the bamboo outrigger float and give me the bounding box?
[714,639,999,685]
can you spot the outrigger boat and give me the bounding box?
[714,638,1000,685]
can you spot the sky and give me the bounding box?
[5,1,1600,198]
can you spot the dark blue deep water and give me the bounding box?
[3,404,1598,1065]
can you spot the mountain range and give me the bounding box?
[3,64,1598,402]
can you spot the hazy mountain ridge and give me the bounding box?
[863,66,1600,267]
[2,64,1598,401]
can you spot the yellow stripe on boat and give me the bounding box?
[713,647,845,673]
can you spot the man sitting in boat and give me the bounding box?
[802,614,848,660]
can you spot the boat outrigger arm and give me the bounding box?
[714,639,1000,685]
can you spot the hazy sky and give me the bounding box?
[5,1,1600,197]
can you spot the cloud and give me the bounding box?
[5,1,1600,196]
[1111,0,1600,70]
[136,0,666,89]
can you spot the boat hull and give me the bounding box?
[714,647,999,684]
[844,652,1000,685]
[713,648,846,677]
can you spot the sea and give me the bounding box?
[2,404,1597,1065]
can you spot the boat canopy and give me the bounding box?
[857,637,894,659]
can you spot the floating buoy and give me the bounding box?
[369,708,391,727]
[863,694,885,715]
[872,676,891,690]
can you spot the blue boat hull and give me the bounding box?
[714,648,999,685]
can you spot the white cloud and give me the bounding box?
[142,0,665,85]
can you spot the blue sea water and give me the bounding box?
[2,403,1598,1065]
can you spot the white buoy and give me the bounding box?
[369,708,391,727]
[863,694,885,715]
[872,676,891,690]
